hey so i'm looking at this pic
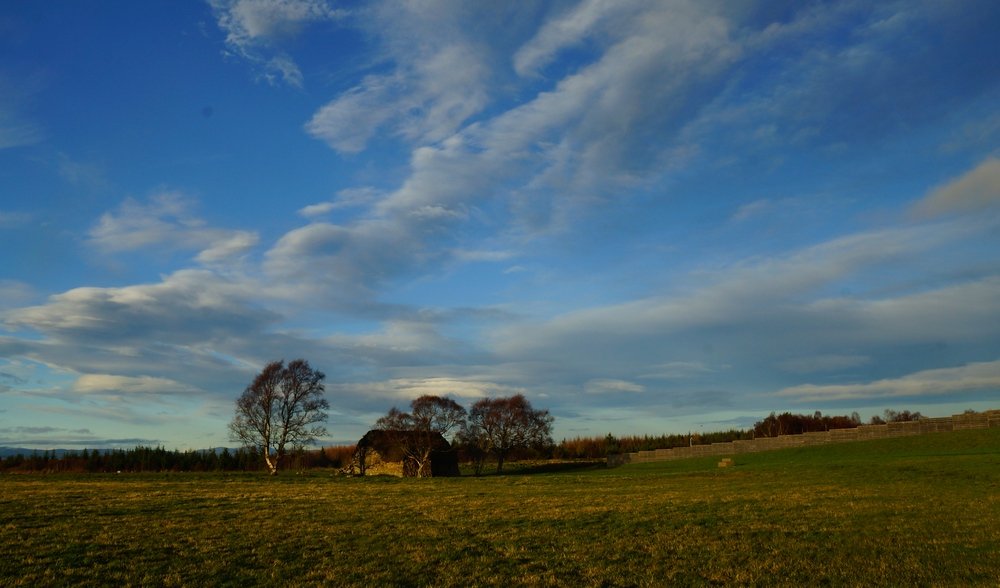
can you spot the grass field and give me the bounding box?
[2,428,998,586]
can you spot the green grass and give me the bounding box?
[2,428,998,586]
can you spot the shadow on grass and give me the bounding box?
[469,460,608,476]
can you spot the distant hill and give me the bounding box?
[0,447,71,458]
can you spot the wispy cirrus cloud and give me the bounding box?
[0,280,35,310]
[0,424,160,449]
[5,269,278,347]
[297,188,382,218]
[774,359,1000,402]
[334,377,524,404]
[912,157,1000,218]
[305,1,491,152]
[0,114,43,150]
[88,192,258,265]
[585,379,644,395]
[485,179,1000,410]
[73,374,201,396]
[294,1,745,310]
[0,210,32,229]
[3,1,999,450]
[0,72,44,149]
[209,0,346,87]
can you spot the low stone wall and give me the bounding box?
[607,410,1000,467]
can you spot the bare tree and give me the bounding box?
[229,359,329,475]
[410,395,467,439]
[456,421,490,476]
[465,394,553,474]
[374,395,466,477]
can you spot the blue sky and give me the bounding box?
[1,0,998,450]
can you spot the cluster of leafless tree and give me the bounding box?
[372,393,554,476]
[229,359,554,475]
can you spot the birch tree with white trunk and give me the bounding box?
[229,359,329,475]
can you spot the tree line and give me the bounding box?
[0,407,938,473]
[752,408,923,438]
[0,446,264,473]
[2,350,941,474]
[554,408,932,459]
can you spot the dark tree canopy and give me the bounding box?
[464,394,553,474]
[374,395,466,477]
[229,359,329,475]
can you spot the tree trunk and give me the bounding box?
[264,453,278,475]
[418,448,433,477]
[496,453,505,474]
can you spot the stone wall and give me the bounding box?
[342,447,405,476]
[607,410,1000,467]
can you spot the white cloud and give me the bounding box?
[912,157,1000,218]
[73,374,200,396]
[341,377,525,402]
[0,280,34,310]
[89,192,190,251]
[0,72,45,149]
[89,192,258,265]
[451,249,516,263]
[57,154,108,189]
[295,2,754,316]
[0,269,291,418]
[0,210,32,228]
[639,362,716,380]
[499,221,983,354]
[263,220,414,306]
[219,0,341,40]
[305,3,490,152]
[6,269,277,345]
[668,1,1000,169]
[298,187,382,218]
[731,198,772,222]
[263,53,304,88]
[513,0,639,77]
[305,74,401,152]
[195,231,259,264]
[486,213,1000,413]
[5,2,999,446]
[297,202,337,218]
[348,320,451,355]
[209,0,346,87]
[584,378,644,395]
[0,119,43,150]
[774,360,1000,402]
[357,0,741,240]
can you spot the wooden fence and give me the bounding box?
[606,410,1000,467]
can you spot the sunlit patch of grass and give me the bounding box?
[1,428,998,585]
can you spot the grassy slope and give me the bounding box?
[1,428,998,586]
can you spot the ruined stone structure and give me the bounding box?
[346,429,460,477]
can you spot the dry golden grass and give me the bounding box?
[1,428,998,586]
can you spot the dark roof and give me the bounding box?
[357,429,452,454]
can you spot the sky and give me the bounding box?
[1,0,999,450]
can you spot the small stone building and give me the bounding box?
[347,429,460,477]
